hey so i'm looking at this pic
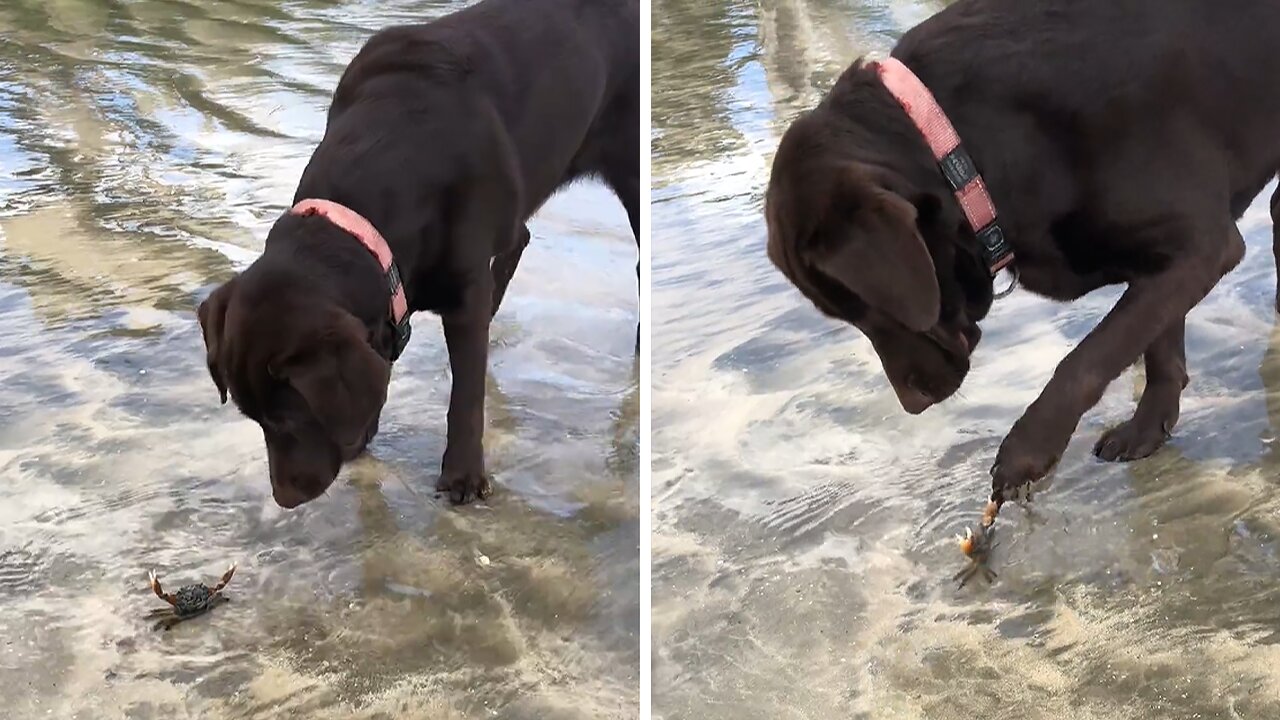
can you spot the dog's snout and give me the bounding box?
[271,482,312,509]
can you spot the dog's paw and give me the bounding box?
[990,450,1057,505]
[436,472,493,505]
[1093,417,1171,462]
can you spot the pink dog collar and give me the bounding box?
[291,198,413,360]
[874,57,1015,278]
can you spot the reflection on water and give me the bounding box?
[652,1,1280,718]
[0,1,638,717]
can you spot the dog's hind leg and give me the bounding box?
[599,134,640,353]
[1272,180,1280,312]
[594,73,641,286]
[604,165,640,349]
[600,154,640,276]
[491,224,530,318]
[1093,317,1187,461]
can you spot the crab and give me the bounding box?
[953,500,1001,589]
[146,564,236,629]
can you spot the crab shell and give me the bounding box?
[150,563,235,613]
[171,584,219,617]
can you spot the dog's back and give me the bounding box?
[331,0,639,212]
[898,0,1280,206]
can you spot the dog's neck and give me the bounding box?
[279,124,448,357]
[836,62,1000,307]
[287,185,423,286]
[874,57,1014,278]
[262,209,406,362]
[289,112,445,309]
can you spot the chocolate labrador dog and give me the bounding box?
[199,0,639,508]
[766,0,1280,506]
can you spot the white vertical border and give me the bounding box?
[638,0,653,714]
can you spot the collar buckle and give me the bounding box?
[385,261,412,362]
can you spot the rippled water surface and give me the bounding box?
[0,1,638,717]
[652,1,1280,718]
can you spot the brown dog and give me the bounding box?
[199,0,639,508]
[766,0,1280,506]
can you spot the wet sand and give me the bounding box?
[652,1,1280,718]
[0,1,638,717]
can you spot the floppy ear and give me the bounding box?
[810,172,940,331]
[197,277,239,404]
[278,311,391,450]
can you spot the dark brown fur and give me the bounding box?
[766,0,1280,504]
[199,0,639,508]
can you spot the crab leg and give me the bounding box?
[210,563,237,594]
[148,570,178,606]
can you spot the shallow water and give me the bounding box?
[652,1,1280,718]
[0,1,638,717]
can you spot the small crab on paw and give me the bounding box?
[953,502,1001,589]
[953,525,999,588]
[147,563,236,630]
[952,499,998,589]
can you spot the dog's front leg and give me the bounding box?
[991,224,1244,504]
[438,273,495,505]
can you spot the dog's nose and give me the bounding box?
[892,377,935,414]
[271,482,311,509]
[896,388,934,414]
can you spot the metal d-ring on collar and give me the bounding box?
[992,265,1019,299]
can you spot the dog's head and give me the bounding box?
[766,121,990,414]
[198,272,390,508]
